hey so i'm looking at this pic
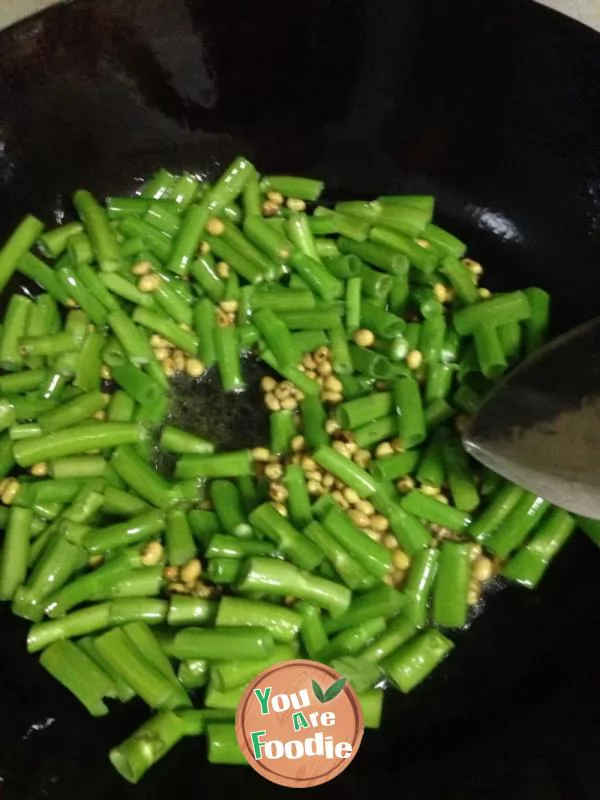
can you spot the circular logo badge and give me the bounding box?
[236,659,364,788]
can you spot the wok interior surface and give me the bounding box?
[1,0,600,797]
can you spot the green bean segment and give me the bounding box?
[0,159,575,785]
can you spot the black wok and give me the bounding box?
[1,1,600,798]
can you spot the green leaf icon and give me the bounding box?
[312,679,325,703]
[323,677,347,702]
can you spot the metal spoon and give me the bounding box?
[462,317,600,520]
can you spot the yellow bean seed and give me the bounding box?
[353,328,375,348]
[467,590,478,606]
[355,499,375,516]
[325,418,340,435]
[186,358,206,378]
[261,376,278,393]
[420,483,440,497]
[261,201,280,217]
[219,299,239,314]
[252,447,271,462]
[272,501,288,516]
[150,334,170,348]
[370,514,389,533]
[265,463,284,481]
[322,390,343,405]
[154,347,169,362]
[216,261,230,278]
[138,273,161,293]
[365,529,383,542]
[30,462,48,478]
[332,490,349,509]
[317,360,333,377]
[280,397,298,411]
[302,354,316,370]
[467,581,482,605]
[168,581,188,595]
[162,357,176,377]
[463,258,483,276]
[332,440,351,458]
[172,350,186,372]
[205,218,225,236]
[314,346,330,363]
[436,494,450,505]
[199,241,211,255]
[301,456,317,472]
[322,473,335,488]
[269,483,288,503]
[141,541,164,567]
[180,558,202,585]
[343,487,360,505]
[383,533,397,550]
[291,435,305,453]
[100,364,112,380]
[353,449,371,468]
[324,375,343,393]
[286,197,306,212]
[406,349,423,370]
[392,550,411,570]
[88,555,104,569]
[305,470,323,483]
[349,510,370,528]
[391,438,404,453]
[307,480,323,496]
[265,392,281,412]
[375,441,394,459]
[131,260,153,276]
[472,556,493,582]
[433,283,453,304]
[2,479,20,505]
[275,382,293,399]
[266,190,284,205]
[397,476,415,493]
[478,287,492,299]
[470,543,483,561]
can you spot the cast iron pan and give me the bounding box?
[1,1,600,797]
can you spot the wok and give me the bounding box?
[1,1,600,797]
